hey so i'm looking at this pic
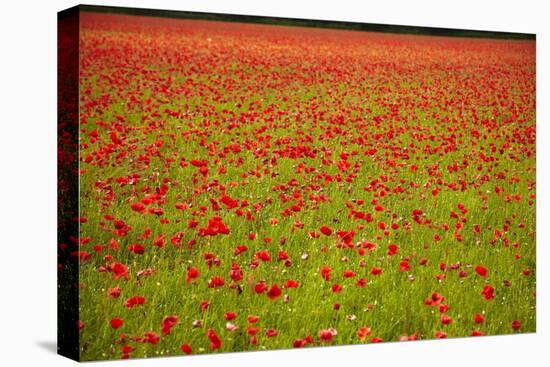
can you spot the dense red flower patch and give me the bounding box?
[74,12,535,361]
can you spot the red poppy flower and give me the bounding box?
[111,262,129,280]
[284,279,299,288]
[198,216,230,236]
[399,259,411,272]
[207,328,222,350]
[125,296,146,308]
[208,276,225,288]
[110,318,123,329]
[171,232,184,246]
[255,250,271,262]
[319,329,336,342]
[128,243,144,255]
[186,266,200,283]
[371,267,383,276]
[320,225,332,236]
[434,331,447,339]
[224,311,237,320]
[267,284,282,300]
[481,285,495,300]
[440,314,453,325]
[229,263,243,282]
[356,327,371,341]
[424,292,445,306]
[144,331,160,344]
[180,343,192,354]
[343,270,356,278]
[108,286,121,298]
[121,345,133,356]
[234,245,248,255]
[153,235,165,248]
[320,266,332,281]
[387,244,399,256]
[439,304,449,313]
[277,251,289,261]
[131,202,145,212]
[475,265,488,277]
[247,315,260,324]
[254,282,267,294]
[162,315,179,335]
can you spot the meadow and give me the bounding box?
[74,12,536,360]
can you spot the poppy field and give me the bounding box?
[72,12,536,361]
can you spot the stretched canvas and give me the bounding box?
[58,5,536,361]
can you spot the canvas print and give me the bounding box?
[58,5,536,361]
